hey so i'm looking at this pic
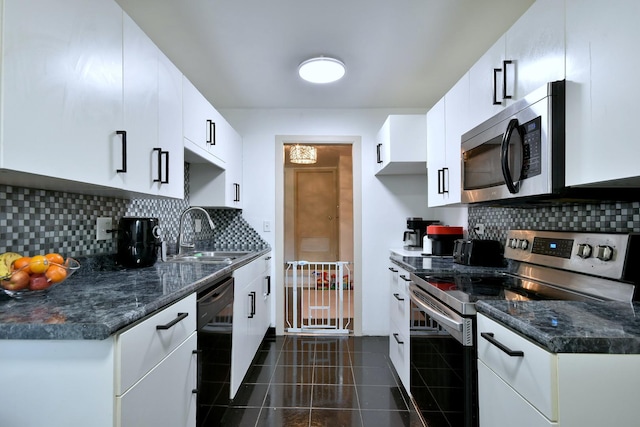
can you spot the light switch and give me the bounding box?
[263,220,271,232]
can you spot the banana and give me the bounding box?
[0,252,23,278]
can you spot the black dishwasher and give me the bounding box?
[196,275,234,427]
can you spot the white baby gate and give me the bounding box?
[285,261,352,334]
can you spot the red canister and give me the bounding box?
[427,225,464,256]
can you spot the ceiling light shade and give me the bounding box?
[298,56,345,84]
[290,145,317,164]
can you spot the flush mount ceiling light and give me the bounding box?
[290,144,317,164]
[298,56,345,84]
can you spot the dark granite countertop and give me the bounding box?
[0,248,269,340]
[476,300,640,354]
[389,250,508,277]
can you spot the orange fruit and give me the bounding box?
[29,255,50,274]
[45,253,64,265]
[12,257,32,273]
[45,265,67,283]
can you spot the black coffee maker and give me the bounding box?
[403,217,439,250]
[116,217,161,268]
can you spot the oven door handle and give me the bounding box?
[409,290,463,333]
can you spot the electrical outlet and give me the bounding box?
[263,220,271,232]
[475,223,485,236]
[96,217,113,241]
[195,219,202,233]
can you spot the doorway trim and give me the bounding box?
[275,135,362,336]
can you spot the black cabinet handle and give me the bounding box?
[116,130,127,173]
[156,312,189,330]
[233,183,240,202]
[376,143,383,164]
[265,276,271,296]
[162,150,169,184]
[441,167,449,194]
[153,148,170,184]
[481,332,524,357]
[437,168,449,195]
[393,333,404,345]
[153,148,162,182]
[206,120,216,145]
[388,267,398,272]
[248,291,256,318]
[502,60,513,100]
[399,275,411,282]
[493,68,502,105]
[393,293,404,301]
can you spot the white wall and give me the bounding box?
[223,108,466,336]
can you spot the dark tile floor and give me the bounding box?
[211,335,425,427]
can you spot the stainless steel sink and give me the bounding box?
[166,251,251,264]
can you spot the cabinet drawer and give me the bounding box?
[389,323,409,391]
[116,294,196,394]
[234,255,269,285]
[117,333,197,427]
[477,314,558,421]
[478,361,556,427]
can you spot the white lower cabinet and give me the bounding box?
[117,333,197,427]
[0,293,197,427]
[230,253,272,398]
[477,313,640,427]
[388,263,410,391]
[115,293,197,427]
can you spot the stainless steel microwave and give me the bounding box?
[461,80,565,204]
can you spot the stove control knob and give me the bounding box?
[519,239,529,250]
[596,245,614,261]
[576,243,592,259]
[509,238,518,249]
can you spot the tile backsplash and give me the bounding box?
[0,164,268,257]
[469,201,640,242]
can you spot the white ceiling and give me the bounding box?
[115,0,534,110]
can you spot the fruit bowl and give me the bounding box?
[0,256,81,298]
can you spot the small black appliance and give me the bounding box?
[116,217,161,268]
[453,239,504,266]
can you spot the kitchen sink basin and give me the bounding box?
[166,251,251,264]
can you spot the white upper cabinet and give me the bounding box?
[565,0,640,187]
[1,0,123,187]
[0,0,184,199]
[468,0,565,127]
[427,74,468,207]
[156,51,185,199]
[374,115,427,175]
[183,76,225,167]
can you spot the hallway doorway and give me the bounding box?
[282,143,355,334]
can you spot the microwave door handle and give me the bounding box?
[501,118,522,194]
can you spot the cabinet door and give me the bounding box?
[117,333,197,427]
[426,98,447,206]
[1,0,123,185]
[565,0,640,186]
[442,74,468,205]
[121,13,159,194]
[156,51,185,198]
[182,76,223,166]
[468,36,507,126]
[505,0,565,101]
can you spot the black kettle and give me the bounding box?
[116,217,161,268]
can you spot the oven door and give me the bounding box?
[409,283,473,346]
[409,283,478,427]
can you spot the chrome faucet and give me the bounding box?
[176,206,216,255]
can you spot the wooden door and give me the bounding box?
[294,169,338,261]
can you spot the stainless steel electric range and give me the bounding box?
[408,229,640,427]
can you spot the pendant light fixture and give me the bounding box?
[298,56,346,84]
[289,144,317,164]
